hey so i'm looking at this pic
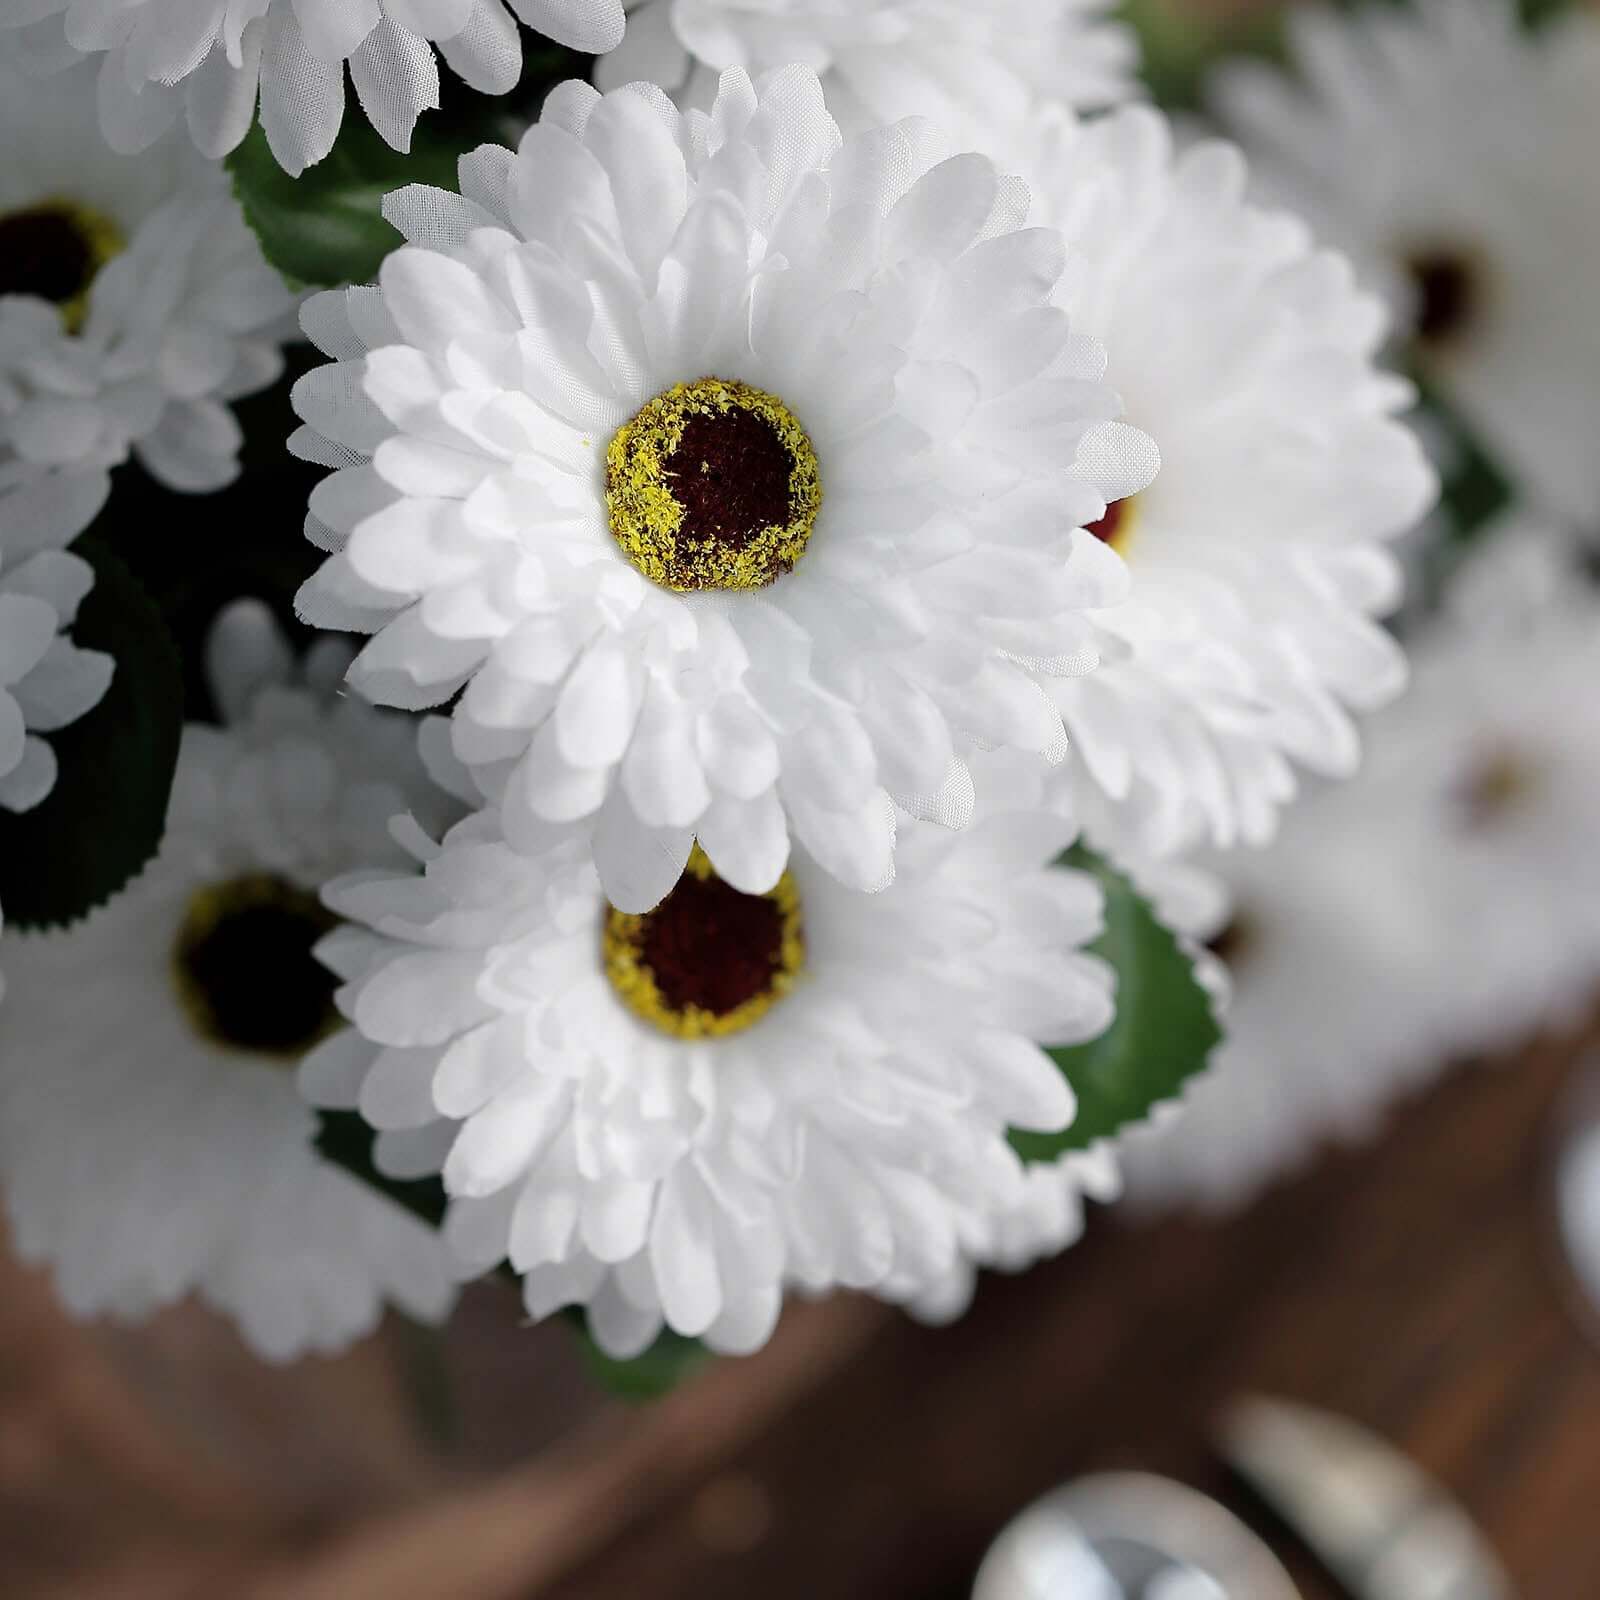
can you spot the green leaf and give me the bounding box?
[316,1108,450,1229]
[568,1313,711,1402]
[224,42,586,293]
[0,540,182,929]
[1405,374,1514,616]
[1010,845,1221,1163]
[226,116,471,291]
[1122,0,1285,110]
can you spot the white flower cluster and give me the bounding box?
[5,0,1594,1373]
[280,60,1426,1352]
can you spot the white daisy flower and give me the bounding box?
[292,67,1146,911]
[0,601,457,1360]
[1212,0,1600,525]
[1,0,626,178]
[0,61,296,553]
[302,804,1114,1358]
[0,544,113,813]
[1011,104,1435,857]
[596,0,1138,143]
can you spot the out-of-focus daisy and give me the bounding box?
[0,544,112,813]
[1013,104,1435,857]
[0,602,456,1360]
[303,805,1113,1358]
[1213,0,1600,524]
[293,69,1145,909]
[1121,517,1600,1211]
[1,0,626,177]
[596,0,1138,143]
[0,61,295,552]
[1357,534,1600,1060]
[1115,818,1445,1214]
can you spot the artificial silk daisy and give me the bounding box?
[595,0,1138,144]
[1212,0,1600,525]
[1012,104,1435,857]
[293,67,1145,910]
[0,602,457,1359]
[0,61,295,552]
[1,0,626,177]
[0,543,112,813]
[303,804,1114,1357]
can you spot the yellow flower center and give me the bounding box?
[173,874,341,1060]
[605,377,822,592]
[602,846,805,1039]
[0,199,125,334]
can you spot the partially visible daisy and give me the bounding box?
[1,0,626,177]
[1212,0,1600,524]
[303,804,1114,1358]
[0,61,295,552]
[293,68,1146,909]
[0,543,113,813]
[1012,104,1435,858]
[1121,518,1600,1211]
[596,0,1138,144]
[1355,533,1600,1060]
[0,601,457,1360]
[1114,816,1446,1214]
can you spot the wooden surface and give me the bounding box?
[3,1015,1599,1598]
[542,1018,1600,1600]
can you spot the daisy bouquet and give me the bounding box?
[0,0,1583,1388]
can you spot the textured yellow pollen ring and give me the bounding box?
[602,847,806,1041]
[604,377,821,592]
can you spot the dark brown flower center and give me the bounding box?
[602,848,805,1039]
[1456,748,1534,829]
[173,874,341,1059]
[1207,914,1256,970]
[1408,250,1480,348]
[642,871,786,1015]
[1085,494,1137,552]
[605,377,822,593]
[0,206,96,306]
[670,407,796,556]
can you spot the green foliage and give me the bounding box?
[1010,846,1221,1164]
[569,1313,712,1401]
[225,41,584,292]
[315,1108,451,1228]
[0,541,182,929]
[1123,0,1285,110]
[227,116,470,291]
[1406,374,1516,616]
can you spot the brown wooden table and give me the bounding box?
[3,1014,1598,1599]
